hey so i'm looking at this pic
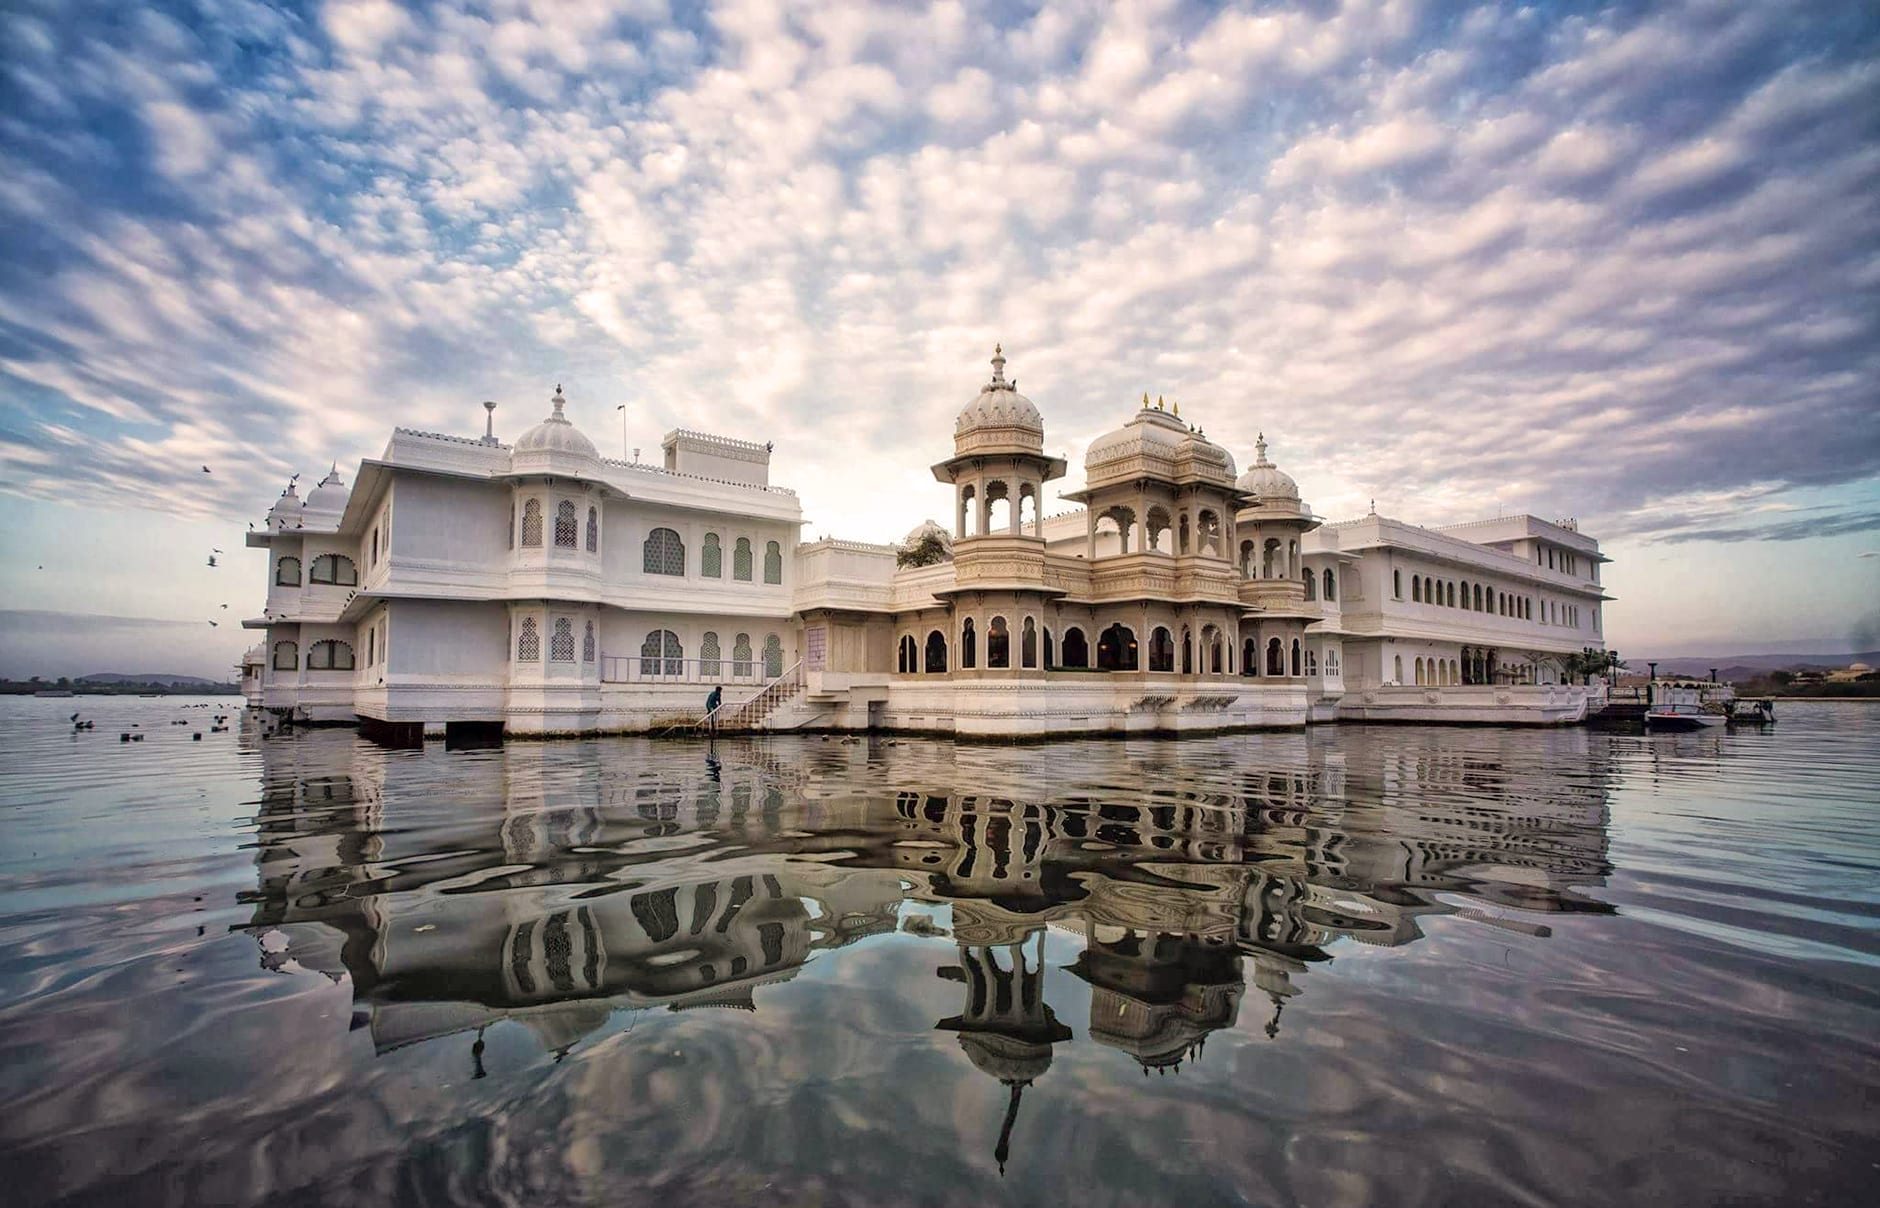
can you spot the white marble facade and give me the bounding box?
[248,353,1610,737]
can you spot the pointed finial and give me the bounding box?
[1255,431,1268,464]
[1172,400,1179,417]
[1369,498,1376,515]
[1142,392,1150,408]
[551,384,566,417]
[1156,395,1164,410]
[988,344,1007,387]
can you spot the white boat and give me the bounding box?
[1645,702,1725,731]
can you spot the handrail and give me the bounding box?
[701,660,804,732]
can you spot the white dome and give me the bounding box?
[1085,401,1233,487]
[954,346,1044,455]
[1236,433,1298,500]
[902,518,953,547]
[266,482,304,528]
[303,465,347,515]
[512,386,600,471]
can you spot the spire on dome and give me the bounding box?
[551,384,566,417]
[1255,432,1269,465]
[988,345,1008,389]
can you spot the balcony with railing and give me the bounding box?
[600,656,776,686]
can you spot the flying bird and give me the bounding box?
[220,603,228,609]
[207,555,218,567]
[212,547,222,554]
[201,465,211,474]
[208,620,218,627]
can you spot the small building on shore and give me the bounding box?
[245,350,1610,737]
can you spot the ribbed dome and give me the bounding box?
[302,465,347,516]
[954,346,1044,456]
[1178,427,1237,481]
[957,1032,1055,1084]
[512,385,600,473]
[902,518,953,547]
[1235,433,1299,500]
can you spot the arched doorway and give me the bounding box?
[924,630,948,673]
[1266,637,1284,676]
[1149,627,1174,673]
[1243,636,1258,676]
[1061,627,1088,669]
[1098,623,1138,671]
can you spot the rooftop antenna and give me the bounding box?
[633,446,641,463]
[481,400,497,445]
[616,403,628,461]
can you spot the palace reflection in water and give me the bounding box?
[242,729,1615,1173]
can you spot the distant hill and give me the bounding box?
[1642,652,1878,679]
[77,672,221,685]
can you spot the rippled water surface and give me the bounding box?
[1,697,1876,1207]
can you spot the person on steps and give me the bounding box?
[705,683,722,735]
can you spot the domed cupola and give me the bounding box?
[266,481,304,530]
[301,464,348,525]
[512,385,600,476]
[954,346,1045,456]
[1176,426,1236,485]
[1084,398,1189,488]
[1236,433,1299,502]
[902,518,954,553]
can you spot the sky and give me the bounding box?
[0,0,1876,679]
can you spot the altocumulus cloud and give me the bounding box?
[0,0,1875,547]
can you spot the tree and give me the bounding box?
[1560,647,1620,684]
[896,531,951,568]
[1769,670,1794,686]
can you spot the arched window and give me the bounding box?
[640,629,682,676]
[1447,581,1456,608]
[700,631,721,676]
[1322,569,1335,602]
[1302,570,1316,600]
[1021,617,1038,668]
[309,554,357,585]
[1291,638,1301,676]
[733,537,753,581]
[307,639,354,670]
[1266,637,1284,676]
[1205,625,1224,674]
[275,556,301,586]
[521,499,543,547]
[1148,626,1174,673]
[1061,627,1089,669]
[1396,569,1404,599]
[555,501,578,548]
[701,533,723,578]
[961,618,977,669]
[1306,648,1317,675]
[925,630,948,673]
[1393,654,1403,683]
[517,617,540,661]
[733,633,753,677]
[272,640,298,670]
[583,620,596,662]
[586,506,599,553]
[987,617,1011,668]
[1181,628,1193,675]
[898,635,913,674]
[1415,657,1425,685]
[1240,540,1256,577]
[1044,626,1054,668]
[763,633,782,678]
[763,540,782,584]
[551,617,575,662]
[1460,581,1471,611]
[1243,636,1258,676]
[1474,583,1484,611]
[643,528,685,576]
[1098,623,1138,671]
[1412,575,1421,603]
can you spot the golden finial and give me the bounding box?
[1141,392,1150,408]
[1172,400,1180,417]
[1156,395,1164,410]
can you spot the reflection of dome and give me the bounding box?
[303,464,347,516]
[1086,401,1235,488]
[955,346,1044,456]
[957,1031,1054,1083]
[1235,433,1298,500]
[513,385,600,471]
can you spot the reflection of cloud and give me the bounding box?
[0,0,1874,551]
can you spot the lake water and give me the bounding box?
[0,696,1875,1207]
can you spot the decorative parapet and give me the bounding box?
[661,428,772,464]
[599,456,798,496]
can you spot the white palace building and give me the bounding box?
[244,350,1610,739]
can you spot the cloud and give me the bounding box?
[0,0,1873,568]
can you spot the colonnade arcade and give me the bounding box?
[892,611,1309,678]
[1084,494,1230,558]
[956,477,1044,538]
